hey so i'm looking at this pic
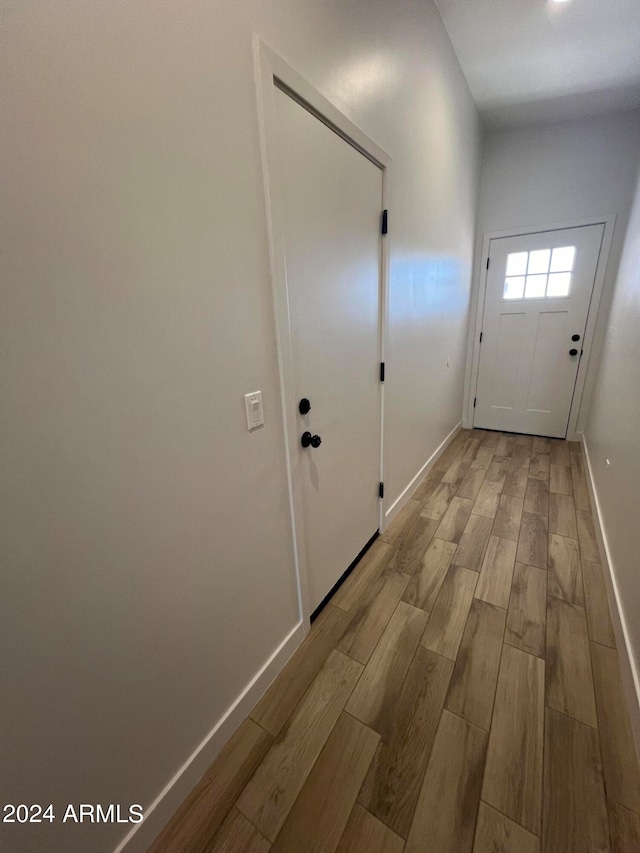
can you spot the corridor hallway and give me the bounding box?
[150,429,640,852]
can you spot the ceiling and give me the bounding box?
[434,0,640,129]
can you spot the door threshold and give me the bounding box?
[474,427,568,440]
[310,530,380,623]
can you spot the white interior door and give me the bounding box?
[274,85,383,614]
[474,224,604,438]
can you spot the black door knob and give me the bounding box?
[571,334,581,342]
[569,348,579,356]
[299,398,311,415]
[301,431,322,448]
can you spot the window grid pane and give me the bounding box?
[525,274,547,298]
[527,249,551,275]
[550,246,575,273]
[504,276,525,299]
[547,272,572,297]
[503,245,576,299]
[506,251,528,277]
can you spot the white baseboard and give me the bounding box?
[580,432,640,761]
[113,620,305,853]
[383,421,463,528]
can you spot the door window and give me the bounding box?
[504,246,575,300]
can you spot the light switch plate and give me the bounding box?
[244,391,264,430]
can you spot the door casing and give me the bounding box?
[465,216,616,441]
[254,39,391,630]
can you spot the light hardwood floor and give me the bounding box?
[149,430,640,853]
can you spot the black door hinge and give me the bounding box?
[381,209,388,235]
[379,482,384,499]
[474,397,477,408]
[380,362,385,382]
[486,257,490,270]
[479,332,483,343]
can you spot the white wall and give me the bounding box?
[1,1,480,850]
[584,164,640,745]
[464,110,640,432]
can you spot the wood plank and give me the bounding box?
[472,480,504,518]
[434,433,468,472]
[149,719,272,853]
[505,563,546,658]
[472,802,540,853]
[492,495,524,542]
[609,802,640,853]
[470,429,491,439]
[482,644,544,834]
[582,560,616,647]
[543,707,609,853]
[453,513,494,572]
[511,444,532,469]
[576,509,600,562]
[402,537,457,612]
[550,464,573,496]
[549,493,578,539]
[590,642,640,813]
[237,650,363,841]
[523,478,549,517]
[457,466,488,500]
[545,596,597,728]
[336,805,404,853]
[420,481,458,521]
[528,452,550,481]
[516,512,548,569]
[405,710,488,853]
[570,450,591,513]
[503,464,528,499]
[470,445,496,470]
[550,440,571,467]
[532,437,550,454]
[270,713,379,853]
[442,442,478,485]
[548,533,584,606]
[475,535,517,610]
[207,808,270,853]
[337,569,410,664]
[484,458,510,487]
[463,434,483,454]
[445,599,506,730]
[435,496,474,543]
[390,515,439,575]
[516,434,534,447]
[346,601,428,735]
[413,467,443,502]
[482,431,501,448]
[251,604,352,734]
[496,435,517,458]
[359,646,453,838]
[379,499,422,545]
[332,540,394,613]
[421,565,478,660]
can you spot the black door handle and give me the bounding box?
[301,431,322,448]
[571,334,581,342]
[569,348,579,356]
[299,398,311,415]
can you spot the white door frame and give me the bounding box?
[465,215,615,441]
[253,39,391,630]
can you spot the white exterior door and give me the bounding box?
[475,224,604,438]
[274,86,383,613]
